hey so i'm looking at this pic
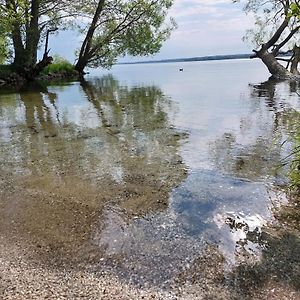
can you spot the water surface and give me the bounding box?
[1,59,300,298]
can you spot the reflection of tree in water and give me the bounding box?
[210,132,283,180]
[210,79,300,180]
[207,79,300,299]
[0,77,187,267]
[80,76,188,214]
[250,79,300,133]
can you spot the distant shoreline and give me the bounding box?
[119,51,294,65]
[119,54,251,65]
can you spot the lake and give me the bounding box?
[1,59,300,299]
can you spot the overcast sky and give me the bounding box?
[48,0,254,63]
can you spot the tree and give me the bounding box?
[0,0,175,80]
[75,0,176,73]
[235,0,300,80]
[0,0,84,77]
[0,28,8,63]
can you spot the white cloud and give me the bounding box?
[50,0,254,62]
[170,0,238,18]
[154,0,254,59]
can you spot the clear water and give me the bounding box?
[1,59,300,293]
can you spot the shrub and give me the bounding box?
[42,55,76,75]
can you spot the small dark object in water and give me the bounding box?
[179,68,183,71]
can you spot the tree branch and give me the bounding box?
[263,18,289,50]
[276,57,291,62]
[272,26,300,55]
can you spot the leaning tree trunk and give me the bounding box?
[251,16,300,81]
[75,0,105,74]
[255,49,293,80]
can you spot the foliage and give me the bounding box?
[0,36,8,64]
[42,56,75,75]
[76,0,176,71]
[0,0,30,28]
[0,0,88,69]
[0,0,175,77]
[280,110,300,190]
[0,13,12,64]
[233,1,300,78]
[290,127,300,189]
[235,0,300,49]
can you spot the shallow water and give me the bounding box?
[1,59,300,297]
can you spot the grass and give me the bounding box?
[290,133,300,190]
[0,56,77,81]
[41,56,77,76]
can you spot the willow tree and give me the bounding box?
[235,0,300,80]
[0,0,84,77]
[75,0,176,73]
[0,23,8,63]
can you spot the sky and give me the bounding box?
[49,0,255,63]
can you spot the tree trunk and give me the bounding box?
[6,0,26,67]
[255,49,299,80]
[25,0,40,67]
[290,46,300,76]
[251,16,300,81]
[75,0,105,73]
[11,27,26,68]
[7,0,41,74]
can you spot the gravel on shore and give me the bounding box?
[2,234,300,300]
[0,236,219,300]
[0,238,174,300]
